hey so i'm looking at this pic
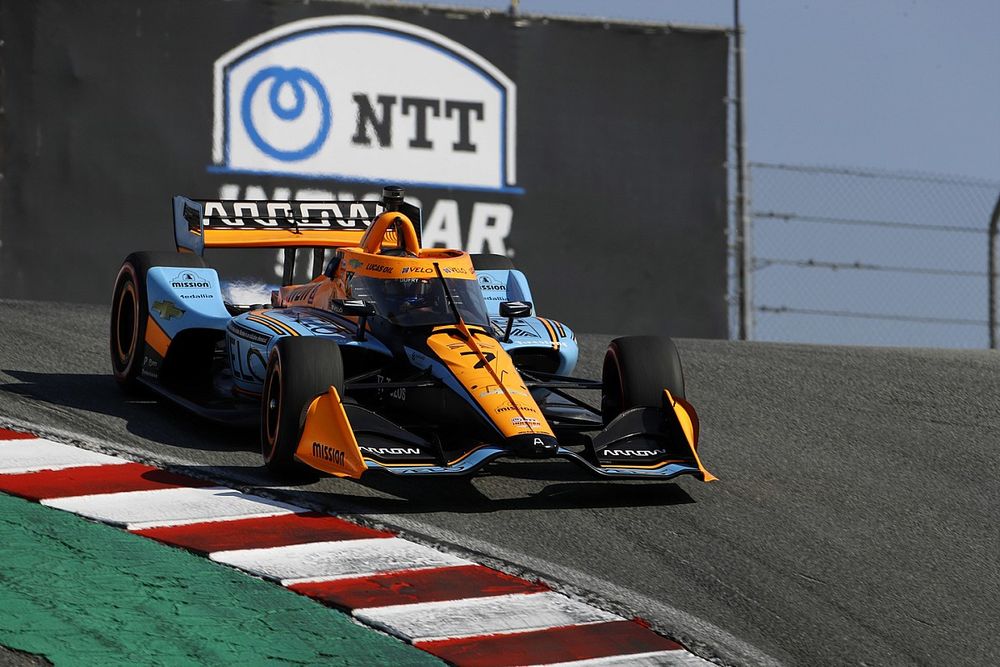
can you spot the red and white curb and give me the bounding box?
[0,428,713,666]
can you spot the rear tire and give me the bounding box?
[110,251,206,392]
[261,337,345,476]
[470,253,515,271]
[601,336,686,424]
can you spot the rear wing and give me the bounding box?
[172,187,422,256]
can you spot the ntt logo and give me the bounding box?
[210,16,520,193]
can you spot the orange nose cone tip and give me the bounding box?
[506,433,559,458]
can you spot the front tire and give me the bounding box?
[601,336,686,424]
[110,251,206,392]
[261,337,345,475]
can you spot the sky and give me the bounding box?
[407,0,1000,347]
[430,0,1000,181]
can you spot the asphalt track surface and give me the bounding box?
[1,298,998,666]
[0,646,49,667]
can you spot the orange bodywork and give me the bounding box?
[145,315,171,357]
[193,205,407,250]
[425,327,554,439]
[162,195,711,482]
[294,387,367,478]
[359,211,421,254]
[277,212,474,309]
[200,228,372,249]
[280,210,554,454]
[270,209,706,479]
[667,390,716,482]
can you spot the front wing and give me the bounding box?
[362,446,707,480]
[293,387,715,482]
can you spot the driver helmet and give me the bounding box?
[385,278,433,311]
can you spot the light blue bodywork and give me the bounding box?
[225,307,393,395]
[145,266,230,337]
[141,264,575,394]
[477,268,578,375]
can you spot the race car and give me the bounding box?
[110,186,714,482]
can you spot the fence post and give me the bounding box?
[733,0,752,340]
[989,191,1000,349]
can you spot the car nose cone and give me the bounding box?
[506,433,559,458]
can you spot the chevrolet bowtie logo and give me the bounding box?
[152,300,185,320]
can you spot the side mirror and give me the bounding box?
[330,299,376,341]
[331,299,376,317]
[498,301,532,342]
[499,301,532,318]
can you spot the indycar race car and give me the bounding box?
[110,186,714,482]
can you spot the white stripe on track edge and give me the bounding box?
[0,438,129,474]
[42,486,304,529]
[533,649,715,666]
[211,537,470,585]
[355,591,620,643]
[0,419,744,667]
[356,512,782,667]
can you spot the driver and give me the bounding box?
[384,278,442,320]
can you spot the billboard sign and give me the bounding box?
[212,16,519,193]
[0,1,730,337]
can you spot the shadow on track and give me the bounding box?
[1,369,695,512]
[357,473,695,513]
[0,370,257,454]
[170,460,695,515]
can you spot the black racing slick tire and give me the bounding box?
[261,337,345,476]
[110,251,206,392]
[601,336,686,425]
[470,253,515,271]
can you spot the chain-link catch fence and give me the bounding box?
[743,162,1000,348]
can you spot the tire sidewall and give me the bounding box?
[110,260,147,385]
[260,337,345,473]
[261,346,285,465]
[601,336,686,424]
[110,251,207,389]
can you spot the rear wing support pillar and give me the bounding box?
[173,196,206,256]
